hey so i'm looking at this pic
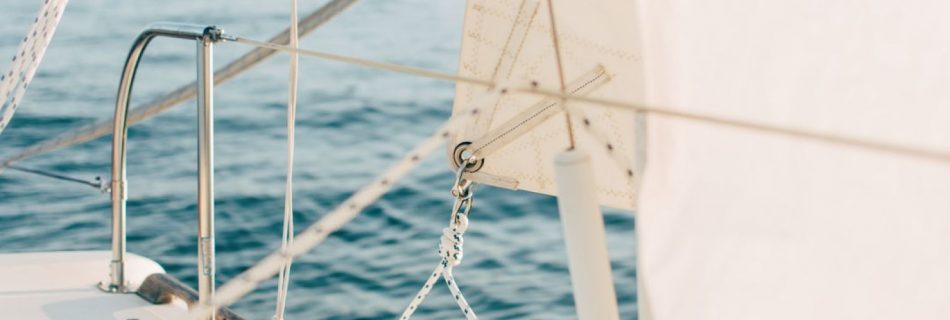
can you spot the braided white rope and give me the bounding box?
[400,195,478,320]
[273,0,300,318]
[0,0,68,135]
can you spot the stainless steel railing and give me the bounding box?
[101,22,227,319]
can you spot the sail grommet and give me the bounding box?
[452,142,484,173]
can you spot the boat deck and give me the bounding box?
[0,251,188,319]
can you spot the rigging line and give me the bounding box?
[227,38,950,165]
[469,66,608,158]
[5,164,106,191]
[0,0,360,174]
[523,87,950,165]
[231,37,495,87]
[273,0,300,319]
[544,0,576,150]
[183,90,501,320]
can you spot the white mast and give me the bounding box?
[554,149,620,320]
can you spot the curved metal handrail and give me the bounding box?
[103,24,226,313]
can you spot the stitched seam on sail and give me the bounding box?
[472,71,606,155]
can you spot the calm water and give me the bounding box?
[0,1,636,318]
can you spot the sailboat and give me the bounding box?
[2,0,949,319]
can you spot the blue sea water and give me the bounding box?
[0,1,636,318]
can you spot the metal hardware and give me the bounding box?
[452,157,475,198]
[3,164,109,192]
[196,29,217,317]
[450,158,476,228]
[96,176,111,193]
[452,142,484,173]
[137,273,246,319]
[107,24,227,313]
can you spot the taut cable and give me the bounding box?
[273,0,300,318]
[5,164,108,192]
[226,37,950,165]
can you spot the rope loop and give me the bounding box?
[400,166,480,320]
[439,226,464,266]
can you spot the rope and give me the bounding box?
[231,37,494,87]
[400,164,479,320]
[0,0,359,174]
[400,227,478,320]
[273,0,300,318]
[5,164,107,192]
[521,87,950,165]
[0,0,68,135]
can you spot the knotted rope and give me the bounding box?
[183,89,509,320]
[400,161,479,320]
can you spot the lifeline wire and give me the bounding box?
[232,37,494,87]
[228,38,950,165]
[273,0,300,318]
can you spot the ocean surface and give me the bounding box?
[0,1,636,318]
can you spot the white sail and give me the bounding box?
[636,1,950,319]
[450,0,644,211]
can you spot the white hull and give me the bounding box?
[0,251,187,320]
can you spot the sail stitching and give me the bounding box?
[273,0,301,318]
[474,72,605,155]
[467,0,539,140]
[469,66,608,157]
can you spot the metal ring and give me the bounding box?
[452,158,474,198]
[452,142,485,173]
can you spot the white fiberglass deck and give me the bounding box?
[0,251,187,319]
